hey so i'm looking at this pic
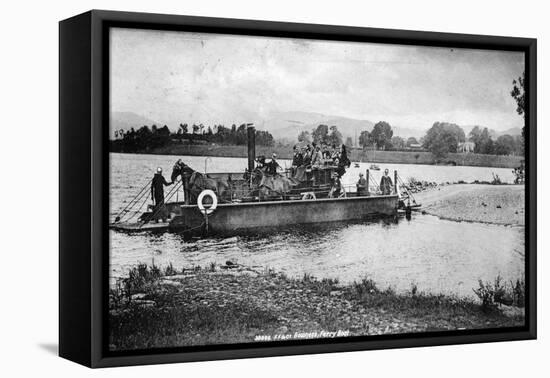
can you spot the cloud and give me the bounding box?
[110,28,525,131]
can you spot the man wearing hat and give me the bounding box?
[266,153,281,175]
[356,172,368,196]
[380,168,393,195]
[151,167,173,220]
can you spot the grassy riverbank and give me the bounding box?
[414,184,525,226]
[109,263,524,351]
[111,144,523,168]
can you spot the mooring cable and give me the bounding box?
[113,178,153,223]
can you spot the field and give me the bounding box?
[113,143,523,169]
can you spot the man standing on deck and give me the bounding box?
[266,153,281,175]
[380,168,393,195]
[356,172,368,196]
[311,145,323,185]
[291,145,303,176]
[329,172,343,198]
[151,167,173,221]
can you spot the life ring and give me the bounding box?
[197,189,218,215]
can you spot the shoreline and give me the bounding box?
[413,184,525,226]
[109,263,524,351]
[109,145,523,169]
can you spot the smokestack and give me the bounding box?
[247,124,255,173]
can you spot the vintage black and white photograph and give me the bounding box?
[108,27,527,351]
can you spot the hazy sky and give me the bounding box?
[110,27,525,132]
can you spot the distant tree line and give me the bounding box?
[422,73,526,159]
[110,123,274,153]
[297,122,402,151]
[422,122,523,159]
[298,119,522,159]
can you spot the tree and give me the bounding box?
[371,121,393,150]
[511,71,525,138]
[469,126,493,154]
[256,130,274,146]
[345,136,353,147]
[235,123,248,145]
[327,125,343,146]
[406,137,418,147]
[423,122,465,159]
[297,130,311,143]
[359,130,371,149]
[390,136,405,150]
[312,124,329,145]
[158,125,170,137]
[495,134,516,155]
[510,72,526,156]
[483,138,495,155]
[513,135,523,155]
[179,123,188,134]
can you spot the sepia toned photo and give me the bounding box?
[107,27,527,351]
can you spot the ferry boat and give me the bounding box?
[110,126,404,235]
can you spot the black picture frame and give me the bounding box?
[59,9,537,368]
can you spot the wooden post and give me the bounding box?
[394,170,398,194]
[366,169,370,194]
[247,125,256,174]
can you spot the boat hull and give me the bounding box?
[169,194,398,234]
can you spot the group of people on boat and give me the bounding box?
[287,143,351,188]
[291,143,350,174]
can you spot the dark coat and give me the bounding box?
[151,173,172,203]
[380,175,393,195]
[292,152,303,167]
[356,177,367,196]
[266,159,281,175]
[340,150,350,167]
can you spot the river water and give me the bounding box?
[109,153,524,299]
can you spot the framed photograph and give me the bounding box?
[59,10,536,368]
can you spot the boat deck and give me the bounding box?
[109,221,170,233]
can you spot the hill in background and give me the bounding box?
[258,111,425,145]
